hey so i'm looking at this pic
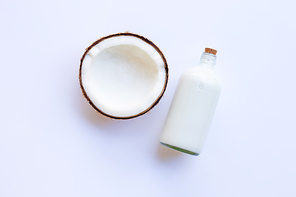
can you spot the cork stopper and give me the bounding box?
[205,48,217,55]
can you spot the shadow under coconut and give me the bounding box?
[77,89,113,126]
[76,87,150,129]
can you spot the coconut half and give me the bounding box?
[79,33,169,119]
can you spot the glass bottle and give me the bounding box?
[160,48,221,156]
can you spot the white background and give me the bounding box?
[1,0,296,196]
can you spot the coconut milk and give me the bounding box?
[160,48,221,155]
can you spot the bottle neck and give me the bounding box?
[199,52,217,67]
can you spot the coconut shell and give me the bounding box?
[79,32,169,120]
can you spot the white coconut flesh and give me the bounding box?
[81,35,167,118]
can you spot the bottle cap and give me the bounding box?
[205,48,217,55]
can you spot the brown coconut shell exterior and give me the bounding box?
[79,32,169,120]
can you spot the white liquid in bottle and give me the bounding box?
[160,48,221,156]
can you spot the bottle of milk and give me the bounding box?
[160,48,221,156]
